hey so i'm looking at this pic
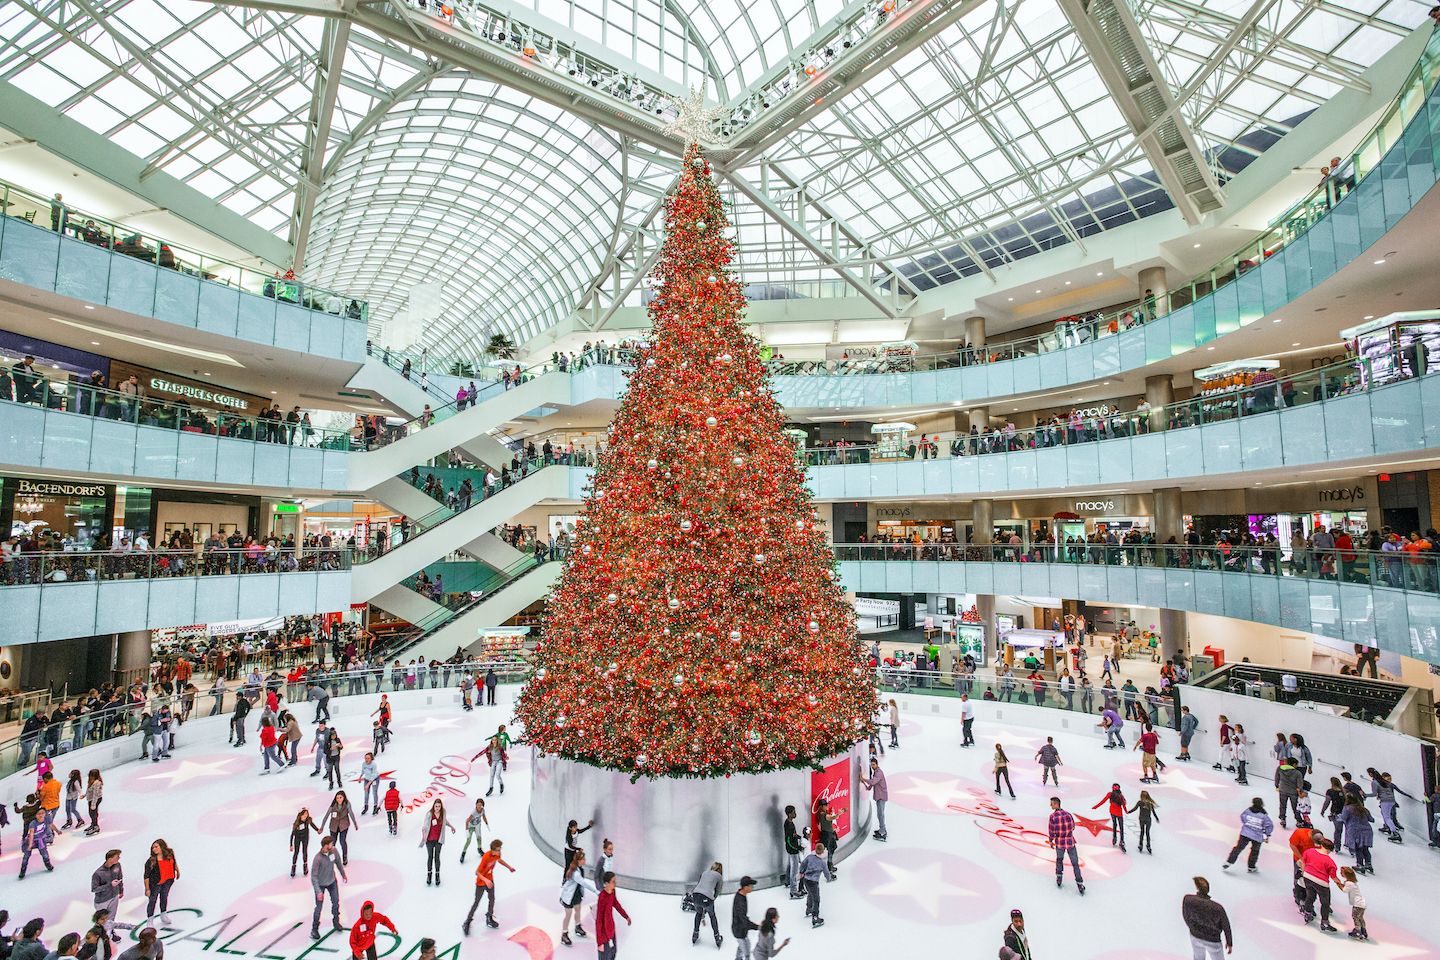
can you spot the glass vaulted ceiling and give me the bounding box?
[0,0,1434,345]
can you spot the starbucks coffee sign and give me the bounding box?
[16,478,110,498]
[148,377,250,410]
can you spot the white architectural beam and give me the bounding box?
[292,13,354,264]
[723,169,898,318]
[1059,0,1225,224]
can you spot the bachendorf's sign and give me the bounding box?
[16,478,109,498]
[148,377,250,410]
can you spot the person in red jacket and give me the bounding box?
[595,870,632,959]
[349,900,397,960]
[259,717,282,774]
[382,781,401,836]
[1092,783,1128,853]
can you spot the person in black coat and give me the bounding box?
[732,877,759,958]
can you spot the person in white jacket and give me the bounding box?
[1232,724,1252,785]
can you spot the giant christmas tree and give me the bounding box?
[514,141,877,779]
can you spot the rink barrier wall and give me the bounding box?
[526,746,873,895]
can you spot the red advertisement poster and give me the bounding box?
[809,757,852,848]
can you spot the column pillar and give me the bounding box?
[971,499,993,546]
[1159,608,1188,665]
[964,315,986,348]
[971,498,996,664]
[116,630,151,682]
[1152,485,1188,664]
[1154,487,1182,541]
[1139,266,1169,319]
[976,593,996,666]
[968,407,990,433]
[1145,373,1173,432]
[899,595,917,632]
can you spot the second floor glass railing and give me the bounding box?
[0,179,369,322]
[833,542,1440,594]
[798,348,1418,465]
[0,547,353,586]
[0,362,545,457]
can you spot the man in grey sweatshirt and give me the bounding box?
[90,850,124,941]
[310,835,348,939]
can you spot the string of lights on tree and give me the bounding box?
[514,140,878,781]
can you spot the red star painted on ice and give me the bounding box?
[1072,814,1113,837]
[351,769,396,785]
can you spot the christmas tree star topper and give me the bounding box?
[665,83,727,145]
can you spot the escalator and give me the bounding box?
[350,464,578,602]
[376,556,561,662]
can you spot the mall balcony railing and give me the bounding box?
[0,659,528,780]
[0,547,354,586]
[832,542,1440,595]
[797,349,1419,465]
[0,179,369,323]
[373,28,1440,386]
[0,358,553,458]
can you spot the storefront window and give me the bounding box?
[3,476,114,547]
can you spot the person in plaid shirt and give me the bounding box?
[1048,797,1086,895]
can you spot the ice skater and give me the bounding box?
[1047,798,1085,894]
[993,744,1016,799]
[462,839,515,935]
[1222,797,1273,873]
[797,843,830,927]
[459,799,489,864]
[290,808,322,877]
[859,758,888,841]
[1035,737,1062,786]
[348,901,396,960]
[418,799,457,886]
[1128,790,1159,854]
[1093,783,1128,853]
[559,848,598,946]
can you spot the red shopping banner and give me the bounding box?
[810,757,852,848]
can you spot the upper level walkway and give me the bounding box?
[1,548,352,645]
[836,543,1440,667]
[4,349,1439,499]
[0,180,370,363]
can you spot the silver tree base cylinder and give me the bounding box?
[527,745,872,894]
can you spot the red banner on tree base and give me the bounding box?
[810,757,852,848]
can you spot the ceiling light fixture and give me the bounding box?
[1363,315,1375,320]
[52,318,244,366]
[1373,259,1387,265]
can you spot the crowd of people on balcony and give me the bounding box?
[0,358,324,445]
[841,524,1440,590]
[0,528,350,585]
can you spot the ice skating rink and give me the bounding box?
[5,688,1438,960]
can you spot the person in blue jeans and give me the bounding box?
[798,844,831,927]
[1099,707,1125,748]
[309,835,347,939]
